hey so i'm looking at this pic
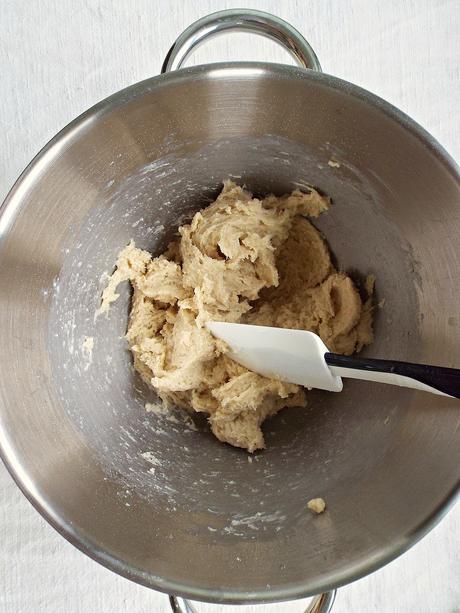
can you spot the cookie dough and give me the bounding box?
[101,181,374,452]
[307,498,326,514]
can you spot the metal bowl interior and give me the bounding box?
[0,63,459,604]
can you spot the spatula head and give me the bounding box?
[207,322,343,392]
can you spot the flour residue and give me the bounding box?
[82,336,94,370]
[224,510,287,535]
[141,451,162,467]
[145,402,197,431]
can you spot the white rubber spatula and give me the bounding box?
[206,322,460,398]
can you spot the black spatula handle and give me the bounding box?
[325,353,460,398]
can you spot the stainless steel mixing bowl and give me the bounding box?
[0,9,459,612]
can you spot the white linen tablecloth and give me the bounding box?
[1,1,459,611]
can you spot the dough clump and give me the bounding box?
[307,497,326,514]
[101,181,373,452]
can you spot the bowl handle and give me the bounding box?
[161,9,322,73]
[169,591,336,612]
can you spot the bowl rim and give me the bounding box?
[0,61,459,605]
